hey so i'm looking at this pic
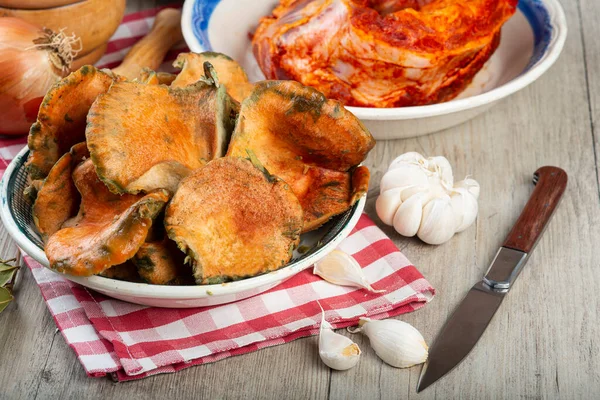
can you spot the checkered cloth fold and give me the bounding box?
[0,6,434,381]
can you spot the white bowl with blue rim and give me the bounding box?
[181,0,567,140]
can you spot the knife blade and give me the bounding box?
[417,166,568,393]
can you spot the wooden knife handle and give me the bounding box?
[502,166,568,253]
[112,8,183,80]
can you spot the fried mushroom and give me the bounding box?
[86,66,236,194]
[99,262,143,282]
[26,66,115,180]
[45,159,170,277]
[132,238,193,285]
[32,142,90,243]
[227,80,374,232]
[171,52,254,103]
[165,157,303,284]
[138,68,177,85]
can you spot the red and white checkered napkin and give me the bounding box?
[24,215,433,381]
[0,5,434,381]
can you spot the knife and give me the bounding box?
[417,166,568,393]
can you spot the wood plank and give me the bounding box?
[35,330,329,400]
[0,227,62,399]
[578,0,600,201]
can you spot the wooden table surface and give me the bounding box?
[1,0,599,398]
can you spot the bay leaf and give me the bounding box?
[0,268,17,287]
[0,287,14,314]
[0,261,17,272]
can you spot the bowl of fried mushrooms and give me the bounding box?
[0,55,373,308]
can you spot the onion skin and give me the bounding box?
[0,94,44,135]
[0,0,125,59]
[0,18,65,135]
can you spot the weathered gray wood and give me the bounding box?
[1,0,599,399]
[579,0,600,202]
[35,325,330,400]
[0,245,62,400]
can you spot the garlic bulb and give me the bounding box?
[318,303,361,370]
[349,317,428,368]
[314,250,385,293]
[376,152,480,245]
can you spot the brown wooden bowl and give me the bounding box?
[0,0,125,55]
[0,0,84,9]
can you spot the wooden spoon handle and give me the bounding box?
[502,166,568,253]
[112,8,183,80]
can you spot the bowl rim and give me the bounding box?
[181,0,567,121]
[0,145,366,300]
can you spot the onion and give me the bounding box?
[0,17,81,135]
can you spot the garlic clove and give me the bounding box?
[428,156,454,188]
[392,192,425,237]
[349,317,428,368]
[388,152,425,170]
[417,196,456,245]
[450,187,479,232]
[314,250,386,293]
[449,188,468,231]
[375,187,404,225]
[455,178,480,199]
[400,185,427,201]
[380,164,429,193]
[318,303,361,370]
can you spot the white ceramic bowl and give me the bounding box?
[0,146,365,308]
[181,0,567,139]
